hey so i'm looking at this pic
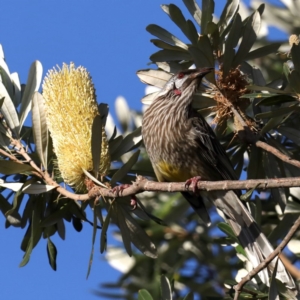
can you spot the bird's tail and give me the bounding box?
[209,190,296,290]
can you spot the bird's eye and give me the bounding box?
[177,72,184,79]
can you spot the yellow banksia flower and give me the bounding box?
[42,63,110,191]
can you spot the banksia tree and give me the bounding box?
[1,1,300,300]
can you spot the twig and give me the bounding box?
[233,216,300,300]
[256,140,300,169]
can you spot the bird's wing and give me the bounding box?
[190,110,238,181]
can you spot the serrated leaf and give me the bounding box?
[19,60,43,132]
[47,237,57,271]
[32,92,48,168]
[182,0,202,26]
[138,289,153,300]
[0,160,34,175]
[91,115,102,178]
[232,11,261,68]
[137,69,172,88]
[160,275,172,300]
[0,81,20,137]
[201,0,214,35]
[110,150,140,186]
[146,24,188,50]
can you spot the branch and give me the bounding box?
[233,216,300,300]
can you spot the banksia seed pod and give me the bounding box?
[43,63,110,191]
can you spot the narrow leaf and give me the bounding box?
[146,24,188,50]
[138,289,153,300]
[86,208,97,279]
[182,0,202,26]
[245,42,281,61]
[47,237,57,271]
[218,0,239,35]
[137,69,172,88]
[32,92,48,168]
[91,115,102,177]
[110,150,140,186]
[0,160,34,175]
[19,60,43,131]
[201,0,214,35]
[0,81,20,137]
[160,275,172,300]
[100,205,112,253]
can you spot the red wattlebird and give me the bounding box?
[142,67,296,290]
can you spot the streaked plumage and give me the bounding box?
[142,68,296,289]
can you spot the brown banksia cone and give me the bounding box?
[43,63,110,191]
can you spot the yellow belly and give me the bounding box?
[156,161,192,182]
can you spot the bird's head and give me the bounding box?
[157,67,214,99]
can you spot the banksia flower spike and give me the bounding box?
[43,63,110,191]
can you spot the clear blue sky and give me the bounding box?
[0,1,287,300]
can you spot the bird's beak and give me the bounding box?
[194,67,214,78]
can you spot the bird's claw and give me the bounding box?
[111,184,131,196]
[185,176,202,193]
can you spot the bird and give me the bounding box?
[142,67,296,289]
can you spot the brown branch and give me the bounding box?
[233,216,300,300]
[256,140,300,169]
[229,103,300,170]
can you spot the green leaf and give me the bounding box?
[291,43,300,72]
[269,259,279,300]
[151,39,187,51]
[91,115,102,178]
[110,127,142,161]
[223,13,242,76]
[98,103,109,127]
[146,24,188,50]
[182,0,202,26]
[160,275,172,300]
[110,150,140,186]
[120,206,157,258]
[162,4,198,45]
[19,60,43,132]
[201,0,214,35]
[100,204,112,253]
[150,49,191,63]
[0,160,34,175]
[218,0,239,36]
[255,104,299,119]
[32,92,48,168]
[289,70,300,93]
[116,205,132,256]
[0,193,21,227]
[277,126,300,145]
[0,80,20,137]
[47,237,57,271]
[86,208,97,279]
[137,69,172,89]
[245,42,281,61]
[11,72,21,107]
[0,58,14,102]
[218,222,238,242]
[247,84,290,95]
[183,292,194,300]
[138,289,153,300]
[232,11,261,68]
[255,95,296,106]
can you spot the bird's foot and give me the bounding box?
[111,184,138,210]
[185,176,202,193]
[111,184,131,196]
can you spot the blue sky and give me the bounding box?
[0,1,288,300]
